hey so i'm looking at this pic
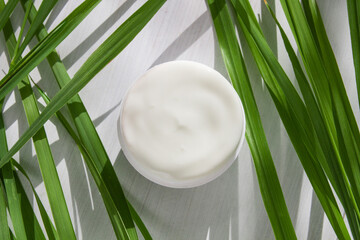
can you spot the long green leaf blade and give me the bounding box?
[32,80,131,240]
[19,77,76,240]
[11,0,32,64]
[0,99,45,240]
[11,160,58,240]
[12,173,46,240]
[303,0,360,211]
[15,0,58,61]
[0,88,27,240]
[28,0,165,236]
[0,100,11,239]
[0,0,18,32]
[0,179,10,240]
[229,1,351,239]
[32,79,152,240]
[347,0,360,107]
[207,0,296,239]
[2,164,27,240]
[280,0,360,238]
[127,202,152,240]
[28,0,165,238]
[0,0,165,238]
[0,60,45,240]
[0,0,100,101]
[2,6,76,239]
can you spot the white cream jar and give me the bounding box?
[118,61,245,188]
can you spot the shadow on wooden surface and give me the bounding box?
[150,11,211,68]
[62,0,137,70]
[45,0,69,29]
[114,149,240,240]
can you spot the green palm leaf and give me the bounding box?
[2,5,76,239]
[0,0,18,32]
[0,0,165,238]
[12,173,47,240]
[12,160,59,240]
[227,1,351,239]
[0,0,100,101]
[347,0,360,107]
[0,178,10,240]
[0,100,11,240]
[280,0,360,238]
[11,0,32,64]
[1,164,27,240]
[0,102,27,240]
[15,0,58,61]
[302,0,360,212]
[206,0,296,239]
[0,98,45,240]
[31,78,153,240]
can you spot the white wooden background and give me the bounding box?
[0,0,355,239]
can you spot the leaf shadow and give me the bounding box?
[223,0,305,238]
[114,149,240,240]
[92,101,121,127]
[62,0,137,70]
[35,98,115,238]
[44,0,69,29]
[307,191,324,240]
[150,11,211,67]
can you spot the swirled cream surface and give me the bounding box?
[119,61,245,188]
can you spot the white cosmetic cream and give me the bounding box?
[119,61,245,188]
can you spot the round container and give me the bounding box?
[118,61,246,188]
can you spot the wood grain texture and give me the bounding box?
[0,0,354,239]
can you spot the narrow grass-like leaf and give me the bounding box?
[1,166,44,240]
[12,173,46,240]
[227,1,351,239]
[0,99,45,240]
[2,7,76,239]
[0,0,164,238]
[0,9,14,240]
[9,230,15,240]
[15,0,58,61]
[1,164,27,240]
[32,80,131,240]
[11,0,32,64]
[0,0,18,32]
[303,0,360,210]
[32,79,153,240]
[280,0,360,237]
[0,55,45,240]
[11,160,58,240]
[265,0,352,233]
[207,0,296,239]
[0,100,27,240]
[18,77,75,240]
[347,0,360,107]
[0,178,10,240]
[0,0,165,168]
[21,0,135,236]
[0,0,165,187]
[28,0,164,238]
[265,0,348,206]
[0,0,100,101]
[127,202,152,240]
[71,0,165,88]
[264,2,333,187]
